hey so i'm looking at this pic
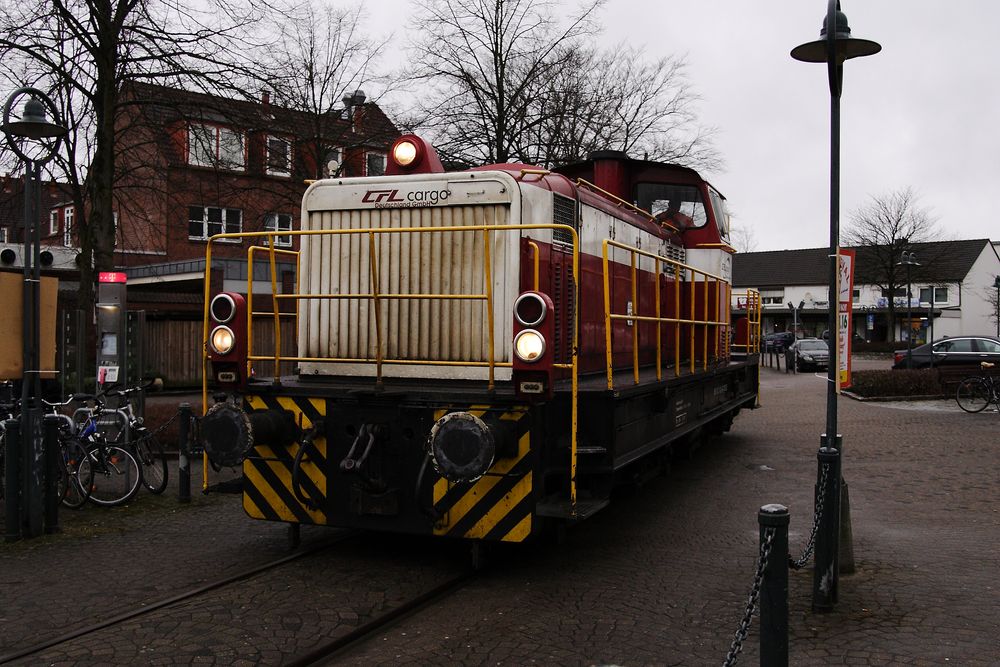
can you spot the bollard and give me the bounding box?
[812,441,842,612]
[43,414,60,534]
[178,403,191,503]
[23,406,45,538]
[4,418,22,542]
[759,504,789,667]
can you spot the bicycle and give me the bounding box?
[71,394,142,506]
[40,396,95,510]
[955,362,1000,414]
[103,384,169,495]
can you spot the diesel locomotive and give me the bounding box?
[199,134,761,544]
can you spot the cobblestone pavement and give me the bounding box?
[2,364,998,665]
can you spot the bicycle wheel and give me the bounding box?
[956,377,990,413]
[133,429,169,495]
[81,444,141,506]
[59,438,92,509]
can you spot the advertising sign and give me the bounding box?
[837,249,856,390]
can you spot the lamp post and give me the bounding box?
[792,1,880,611]
[994,276,1000,337]
[1,87,67,540]
[897,252,919,368]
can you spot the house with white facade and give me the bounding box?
[733,238,1000,343]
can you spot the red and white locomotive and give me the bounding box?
[200,134,760,543]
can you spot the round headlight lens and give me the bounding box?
[514,292,546,327]
[514,329,545,363]
[210,293,237,324]
[210,326,235,355]
[393,140,418,167]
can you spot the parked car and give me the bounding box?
[821,329,867,344]
[763,331,795,351]
[790,338,830,371]
[892,335,1000,369]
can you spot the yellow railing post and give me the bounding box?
[630,250,639,385]
[602,240,614,390]
[482,227,495,390]
[654,258,662,381]
[267,235,281,383]
[368,231,384,383]
[527,240,540,291]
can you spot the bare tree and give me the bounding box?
[408,0,719,171]
[522,44,720,170]
[0,0,268,314]
[728,220,758,253]
[409,0,604,165]
[843,187,945,340]
[263,2,396,180]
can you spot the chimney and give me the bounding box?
[261,90,270,107]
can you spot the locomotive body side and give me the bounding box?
[200,136,760,543]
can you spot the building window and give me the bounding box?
[49,210,59,236]
[881,287,907,298]
[366,152,386,176]
[760,289,784,306]
[852,288,860,299]
[63,207,74,247]
[188,206,242,242]
[323,147,342,177]
[0,227,7,243]
[919,286,948,304]
[262,213,293,247]
[266,136,292,176]
[188,123,245,171]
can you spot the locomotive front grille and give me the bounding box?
[299,204,512,371]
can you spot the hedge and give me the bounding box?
[848,369,944,398]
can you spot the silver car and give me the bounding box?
[790,338,830,371]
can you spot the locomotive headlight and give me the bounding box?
[514,329,545,362]
[392,139,419,167]
[210,326,235,355]
[514,292,547,327]
[210,293,237,324]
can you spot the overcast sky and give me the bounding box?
[364,1,998,252]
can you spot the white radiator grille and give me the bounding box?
[298,205,511,368]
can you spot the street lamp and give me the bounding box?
[897,252,919,368]
[1,87,67,540]
[994,275,1000,337]
[792,1,880,612]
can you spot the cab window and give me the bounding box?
[635,183,707,229]
[708,187,730,240]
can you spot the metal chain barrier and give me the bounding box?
[788,462,829,570]
[723,526,776,666]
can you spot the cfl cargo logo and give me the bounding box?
[361,188,451,208]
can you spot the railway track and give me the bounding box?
[1,531,478,665]
[0,531,355,665]
[285,568,477,666]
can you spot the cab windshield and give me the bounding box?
[635,183,708,229]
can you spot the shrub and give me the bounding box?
[849,369,943,398]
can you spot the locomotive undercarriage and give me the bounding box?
[230,355,759,543]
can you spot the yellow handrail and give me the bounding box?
[601,238,730,390]
[202,222,581,513]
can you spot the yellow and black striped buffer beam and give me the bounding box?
[242,395,329,525]
[432,406,533,542]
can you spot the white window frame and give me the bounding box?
[0,227,7,243]
[262,213,293,247]
[266,136,292,176]
[49,210,59,236]
[187,123,245,171]
[63,206,74,247]
[365,151,386,176]
[188,205,242,243]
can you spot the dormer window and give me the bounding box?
[49,210,59,236]
[188,123,245,171]
[366,152,386,176]
[266,136,292,176]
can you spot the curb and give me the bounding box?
[842,391,946,402]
